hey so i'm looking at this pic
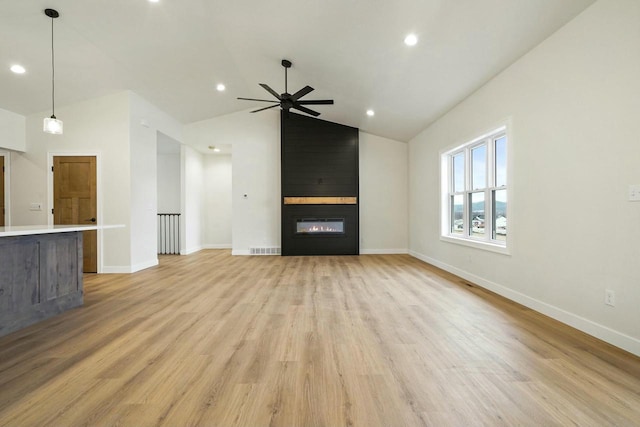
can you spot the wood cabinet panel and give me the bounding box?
[0,232,83,337]
[41,233,81,300]
[0,237,40,312]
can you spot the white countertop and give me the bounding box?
[0,224,125,237]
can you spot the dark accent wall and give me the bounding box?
[281,111,359,256]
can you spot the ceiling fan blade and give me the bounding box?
[259,84,281,100]
[251,104,280,113]
[290,85,314,102]
[292,104,321,117]
[238,97,280,103]
[297,99,334,105]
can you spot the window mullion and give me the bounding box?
[486,188,492,242]
[488,137,496,188]
[451,157,456,235]
[465,146,471,237]
[487,138,495,241]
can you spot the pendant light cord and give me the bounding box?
[50,16,55,118]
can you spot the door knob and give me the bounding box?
[84,217,96,223]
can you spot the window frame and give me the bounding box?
[440,125,510,255]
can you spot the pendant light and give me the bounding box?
[43,8,63,135]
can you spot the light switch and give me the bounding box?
[29,203,42,211]
[629,185,640,201]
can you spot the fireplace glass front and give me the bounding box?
[296,218,345,234]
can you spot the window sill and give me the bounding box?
[440,235,511,255]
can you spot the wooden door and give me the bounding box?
[0,157,4,227]
[53,156,97,273]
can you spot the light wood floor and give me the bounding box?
[1,251,639,426]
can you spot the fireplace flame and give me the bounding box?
[304,225,339,233]
[296,219,344,234]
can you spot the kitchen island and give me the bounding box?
[0,224,121,337]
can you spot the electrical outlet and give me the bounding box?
[605,289,616,307]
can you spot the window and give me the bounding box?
[441,126,508,251]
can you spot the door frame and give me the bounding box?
[0,152,10,227]
[0,151,10,226]
[48,152,103,272]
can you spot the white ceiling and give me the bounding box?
[1,0,595,142]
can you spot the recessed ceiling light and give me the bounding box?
[216,83,226,92]
[366,109,375,117]
[404,34,418,46]
[148,0,159,3]
[10,64,26,74]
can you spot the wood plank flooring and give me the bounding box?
[1,251,639,426]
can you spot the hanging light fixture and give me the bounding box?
[43,8,63,135]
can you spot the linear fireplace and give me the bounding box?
[282,204,358,255]
[281,111,359,256]
[296,218,345,234]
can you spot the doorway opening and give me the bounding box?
[157,132,182,255]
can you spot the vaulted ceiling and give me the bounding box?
[1,0,596,142]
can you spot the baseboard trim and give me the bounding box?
[130,259,158,273]
[231,249,250,256]
[99,266,131,274]
[202,244,232,249]
[360,248,409,255]
[409,250,640,357]
[101,258,159,274]
[231,248,409,256]
[181,246,203,255]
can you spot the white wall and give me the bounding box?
[359,132,408,253]
[9,91,184,273]
[128,93,183,271]
[182,144,204,254]
[0,108,25,152]
[157,153,181,213]
[185,109,409,255]
[203,154,232,248]
[12,91,132,271]
[185,109,280,255]
[409,0,640,356]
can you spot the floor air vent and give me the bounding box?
[249,247,281,255]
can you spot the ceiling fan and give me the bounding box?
[238,59,334,117]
